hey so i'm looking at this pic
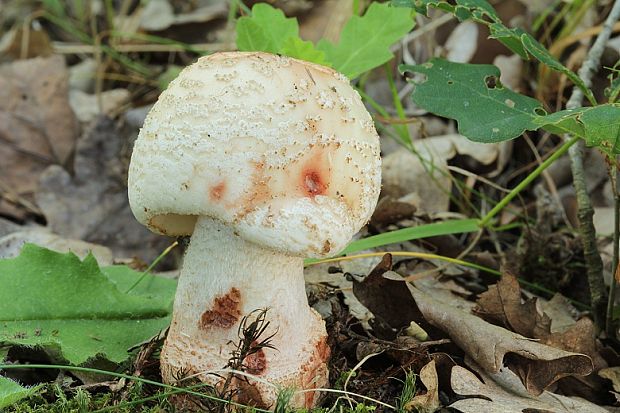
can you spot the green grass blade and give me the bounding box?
[305,219,480,266]
[341,218,479,255]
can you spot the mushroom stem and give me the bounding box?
[161,215,329,408]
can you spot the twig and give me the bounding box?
[607,164,620,336]
[564,0,620,326]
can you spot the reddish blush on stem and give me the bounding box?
[302,336,330,407]
[244,342,267,375]
[199,287,242,329]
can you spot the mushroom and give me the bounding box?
[128,52,381,408]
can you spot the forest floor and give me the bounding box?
[2,0,620,412]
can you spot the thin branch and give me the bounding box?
[607,164,620,336]
[565,0,620,326]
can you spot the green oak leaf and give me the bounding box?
[395,0,594,104]
[317,2,415,79]
[488,24,528,58]
[281,37,329,66]
[391,0,454,15]
[456,0,500,21]
[402,58,543,142]
[520,33,595,105]
[0,244,176,365]
[236,3,298,54]
[535,105,620,156]
[0,377,41,409]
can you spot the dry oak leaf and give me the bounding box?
[405,359,440,413]
[474,271,552,338]
[352,254,434,337]
[410,287,593,395]
[450,362,608,413]
[0,55,78,218]
[475,272,607,371]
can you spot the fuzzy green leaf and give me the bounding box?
[402,58,543,142]
[0,377,41,408]
[0,244,175,365]
[236,3,299,54]
[317,2,415,79]
[280,37,329,66]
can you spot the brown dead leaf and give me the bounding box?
[351,254,431,337]
[474,272,552,339]
[474,273,607,374]
[369,197,417,228]
[405,359,440,413]
[410,286,593,395]
[0,26,53,60]
[540,294,578,333]
[599,367,620,393]
[450,361,608,413]
[35,117,172,262]
[0,55,78,219]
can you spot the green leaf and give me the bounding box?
[402,58,543,142]
[534,109,585,138]
[0,377,41,409]
[236,3,299,54]
[101,265,176,300]
[520,33,596,105]
[455,0,500,21]
[280,37,329,66]
[535,104,620,156]
[0,244,175,365]
[395,0,595,104]
[580,106,620,154]
[488,24,528,59]
[317,2,415,79]
[391,0,453,15]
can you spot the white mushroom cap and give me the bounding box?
[128,52,381,258]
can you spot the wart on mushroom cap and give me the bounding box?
[129,52,381,258]
[127,51,381,409]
